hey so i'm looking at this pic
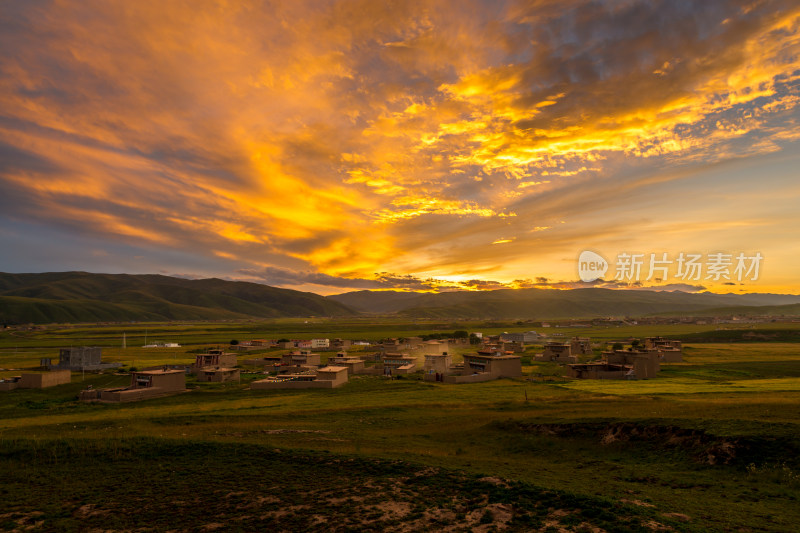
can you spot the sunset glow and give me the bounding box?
[1,0,799,294]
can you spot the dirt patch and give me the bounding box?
[662,512,691,522]
[74,504,110,518]
[375,500,412,518]
[479,476,511,488]
[620,499,655,508]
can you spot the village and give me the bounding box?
[0,331,684,403]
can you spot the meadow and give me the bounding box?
[1,320,799,531]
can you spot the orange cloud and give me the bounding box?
[0,0,799,292]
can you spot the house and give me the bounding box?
[242,355,283,367]
[423,352,452,378]
[85,369,186,402]
[604,349,660,379]
[380,353,417,375]
[52,346,120,371]
[500,331,539,343]
[362,353,417,376]
[482,340,523,353]
[421,340,449,355]
[565,363,631,380]
[504,340,526,353]
[311,338,330,349]
[436,351,522,383]
[196,367,240,383]
[280,351,321,367]
[327,352,366,374]
[644,337,683,362]
[535,343,578,363]
[19,370,71,388]
[567,348,660,380]
[0,370,71,391]
[250,366,349,389]
[570,337,593,356]
[191,349,237,374]
[379,337,426,353]
[249,339,271,347]
[330,338,352,350]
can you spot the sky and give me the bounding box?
[1,0,799,295]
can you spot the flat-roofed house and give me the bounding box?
[421,340,449,355]
[379,353,417,375]
[197,368,240,383]
[19,370,71,388]
[565,363,630,380]
[92,369,186,402]
[570,337,593,356]
[311,338,330,349]
[535,343,578,363]
[644,337,683,362]
[191,349,237,373]
[327,352,366,375]
[250,366,349,389]
[1,370,72,391]
[330,338,352,350]
[281,351,321,367]
[500,331,539,343]
[441,350,522,383]
[567,348,660,380]
[604,349,660,378]
[53,346,120,371]
[242,354,283,367]
[424,352,452,374]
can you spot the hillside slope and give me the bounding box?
[0,272,354,324]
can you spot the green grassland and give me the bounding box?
[1,321,800,531]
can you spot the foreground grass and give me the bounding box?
[0,438,695,532]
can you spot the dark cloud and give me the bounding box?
[237,266,710,294]
[0,141,61,174]
[238,267,447,291]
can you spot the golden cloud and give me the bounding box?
[0,0,798,289]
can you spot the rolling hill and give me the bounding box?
[0,272,355,324]
[329,288,800,319]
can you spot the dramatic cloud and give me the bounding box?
[1,0,799,293]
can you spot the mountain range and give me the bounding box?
[328,288,800,319]
[2,272,799,324]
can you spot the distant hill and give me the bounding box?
[0,272,355,324]
[4,272,798,324]
[329,288,800,319]
[327,290,431,314]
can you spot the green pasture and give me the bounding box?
[4,318,796,351]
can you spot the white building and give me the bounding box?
[311,338,330,349]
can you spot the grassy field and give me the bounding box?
[6,319,796,350]
[1,321,800,531]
